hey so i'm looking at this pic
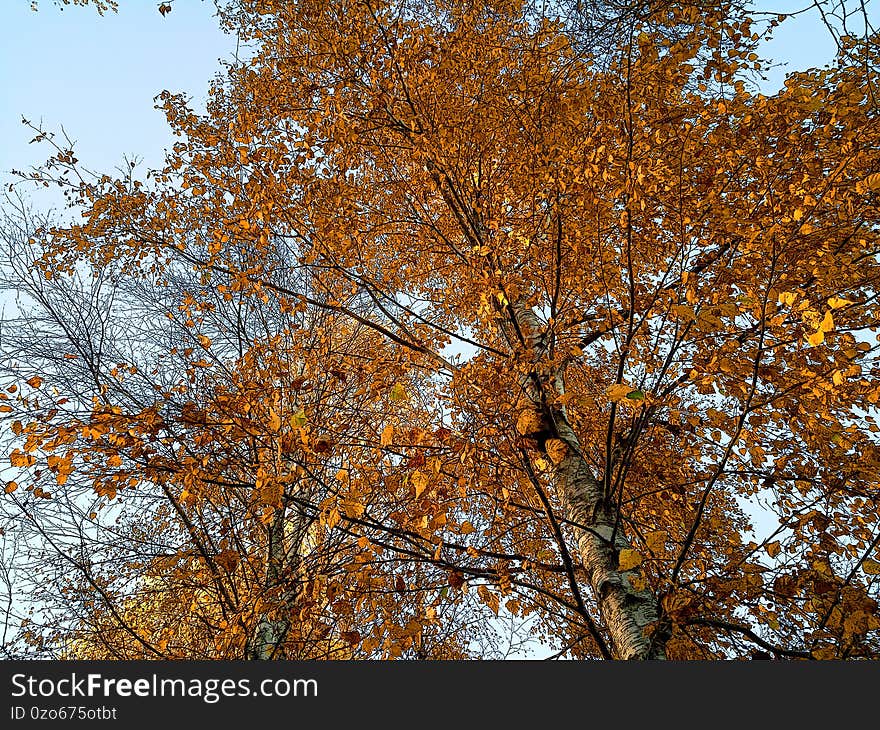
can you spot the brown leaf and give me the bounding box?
[447,571,465,589]
[340,630,361,646]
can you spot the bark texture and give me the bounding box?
[247,503,309,660]
[509,304,668,659]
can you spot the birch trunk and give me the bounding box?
[508,304,668,659]
[247,504,308,660]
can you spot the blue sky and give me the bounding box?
[0,0,234,210]
[0,0,874,210]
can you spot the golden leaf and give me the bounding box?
[766,541,781,558]
[341,500,365,518]
[807,330,824,347]
[645,530,666,552]
[478,585,499,615]
[618,548,643,571]
[267,408,281,432]
[26,376,43,389]
[545,438,568,464]
[411,470,430,498]
[380,423,394,447]
[862,559,880,576]
[605,383,633,402]
[812,646,836,660]
[516,409,543,436]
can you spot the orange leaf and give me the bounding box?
[380,423,394,447]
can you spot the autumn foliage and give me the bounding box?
[2,0,880,660]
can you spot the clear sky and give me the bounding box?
[0,0,235,211]
[0,0,874,212]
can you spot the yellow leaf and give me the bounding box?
[290,408,307,428]
[807,330,824,347]
[26,376,43,389]
[460,521,475,535]
[267,408,281,432]
[618,548,643,571]
[325,507,340,530]
[672,304,696,321]
[380,423,394,447]
[516,409,543,436]
[5,481,17,494]
[411,470,430,498]
[477,585,499,615]
[9,450,34,468]
[818,310,834,332]
[832,370,844,386]
[605,383,633,402]
[389,382,407,401]
[341,500,365,518]
[645,530,666,552]
[198,334,212,348]
[827,297,851,309]
[766,541,781,558]
[862,559,880,575]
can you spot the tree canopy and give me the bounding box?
[2,0,880,660]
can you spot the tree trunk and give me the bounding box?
[247,504,308,660]
[508,304,668,659]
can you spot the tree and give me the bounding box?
[0,198,481,659]
[4,0,880,660]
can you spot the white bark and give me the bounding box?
[247,505,308,660]
[509,304,667,659]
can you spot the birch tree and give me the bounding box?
[4,0,880,659]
